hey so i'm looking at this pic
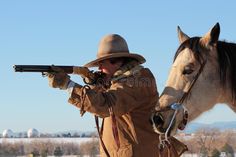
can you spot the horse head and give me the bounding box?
[151,23,231,136]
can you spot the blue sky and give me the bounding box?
[1,0,236,133]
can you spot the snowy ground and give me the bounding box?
[1,138,235,157]
[17,156,97,157]
[16,154,236,157]
[0,137,94,144]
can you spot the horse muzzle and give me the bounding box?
[150,103,188,136]
[150,112,172,135]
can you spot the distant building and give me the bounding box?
[2,129,14,138]
[27,128,39,138]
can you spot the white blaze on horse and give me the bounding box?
[151,23,236,137]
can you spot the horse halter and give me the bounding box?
[155,59,207,148]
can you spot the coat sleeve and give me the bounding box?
[68,76,155,118]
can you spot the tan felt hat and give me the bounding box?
[84,34,146,67]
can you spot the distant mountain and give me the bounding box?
[183,121,236,133]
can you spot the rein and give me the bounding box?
[157,60,206,156]
[179,60,206,104]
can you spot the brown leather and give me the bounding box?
[158,137,188,157]
[169,137,188,156]
[68,67,160,157]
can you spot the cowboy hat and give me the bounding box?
[84,34,146,67]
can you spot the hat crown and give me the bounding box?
[97,34,129,58]
[84,34,145,67]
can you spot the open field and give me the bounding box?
[0,137,93,144]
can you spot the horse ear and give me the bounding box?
[200,23,220,47]
[177,26,190,44]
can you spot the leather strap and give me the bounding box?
[104,93,120,150]
[178,60,206,104]
[159,146,179,157]
[95,116,110,157]
[80,85,91,116]
[80,85,110,157]
[108,106,120,149]
[170,142,179,157]
[94,99,120,157]
[81,85,120,156]
[94,108,120,157]
[158,140,180,157]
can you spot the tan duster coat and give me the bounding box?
[68,63,187,157]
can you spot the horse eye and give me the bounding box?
[182,66,194,75]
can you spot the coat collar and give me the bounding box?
[111,60,143,82]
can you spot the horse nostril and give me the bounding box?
[153,114,164,126]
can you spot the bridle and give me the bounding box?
[154,59,207,152]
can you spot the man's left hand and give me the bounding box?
[47,66,71,90]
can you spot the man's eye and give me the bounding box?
[182,66,194,75]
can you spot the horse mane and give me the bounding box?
[174,37,236,101]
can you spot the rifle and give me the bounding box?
[13,65,105,85]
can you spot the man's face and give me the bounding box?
[98,59,122,79]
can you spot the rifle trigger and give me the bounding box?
[42,72,47,77]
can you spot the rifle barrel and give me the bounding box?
[13,65,74,73]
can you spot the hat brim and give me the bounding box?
[84,52,146,67]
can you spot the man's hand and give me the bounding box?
[47,66,71,90]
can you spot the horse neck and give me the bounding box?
[217,41,236,112]
[187,102,216,122]
[187,84,236,122]
[219,84,236,112]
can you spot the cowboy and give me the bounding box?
[47,34,187,157]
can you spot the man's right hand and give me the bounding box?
[73,66,98,85]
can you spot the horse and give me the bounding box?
[151,23,236,137]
